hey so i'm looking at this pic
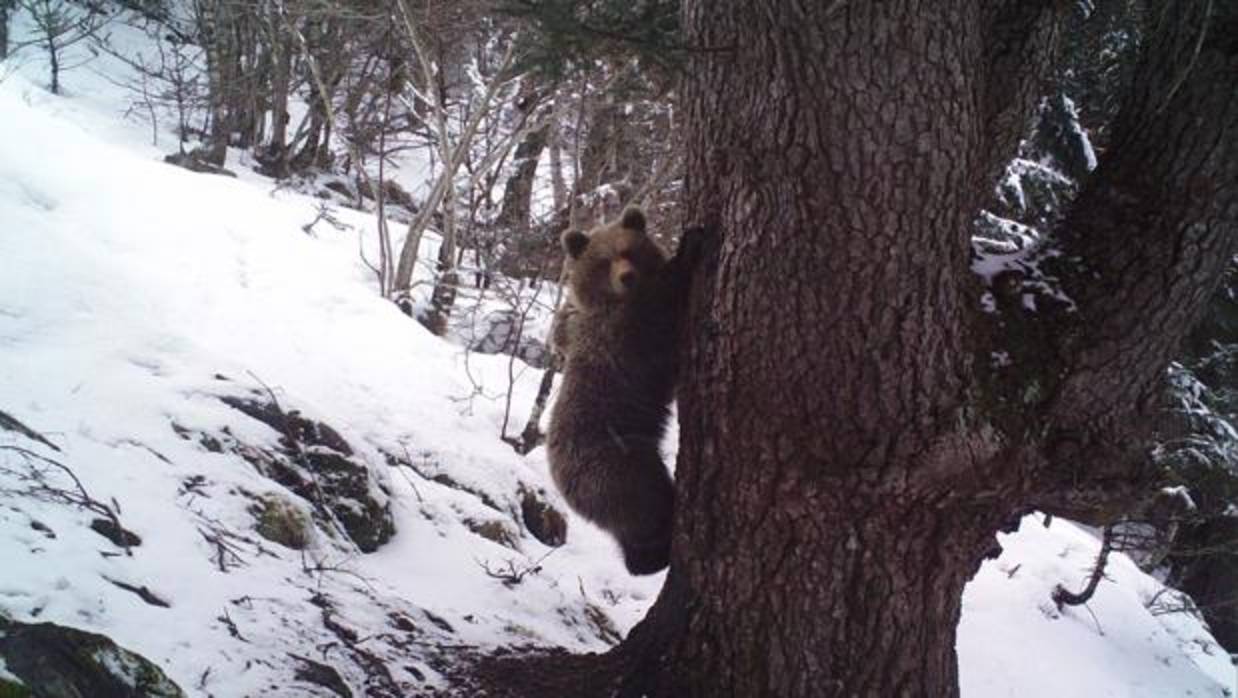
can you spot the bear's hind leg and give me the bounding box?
[610,448,674,575]
[552,443,675,575]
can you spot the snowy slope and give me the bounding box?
[960,519,1234,697]
[0,29,660,694]
[1,17,1235,697]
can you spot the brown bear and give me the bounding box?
[546,207,701,575]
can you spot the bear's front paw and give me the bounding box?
[674,224,719,270]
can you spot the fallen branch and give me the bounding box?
[0,443,132,555]
[476,548,557,588]
[102,575,171,608]
[1053,524,1115,609]
[0,409,61,451]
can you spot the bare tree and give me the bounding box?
[94,23,207,151]
[388,0,548,328]
[17,0,108,94]
[1,0,14,59]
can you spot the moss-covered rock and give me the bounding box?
[0,678,32,698]
[0,617,184,698]
[464,518,519,549]
[251,493,312,550]
[519,488,566,548]
[208,394,395,552]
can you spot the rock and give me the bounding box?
[0,616,185,698]
[469,310,551,369]
[29,520,56,539]
[220,397,353,456]
[520,489,566,548]
[379,179,417,212]
[382,451,503,514]
[218,395,394,552]
[321,179,353,200]
[288,654,352,698]
[464,519,519,550]
[0,677,32,697]
[90,518,142,548]
[421,610,454,634]
[251,493,312,550]
[162,152,236,178]
[297,450,394,552]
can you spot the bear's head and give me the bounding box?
[562,207,667,308]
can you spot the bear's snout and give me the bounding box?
[612,260,637,293]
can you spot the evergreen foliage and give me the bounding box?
[497,0,682,79]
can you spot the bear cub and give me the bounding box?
[547,207,699,575]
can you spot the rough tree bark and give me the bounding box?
[465,2,1238,697]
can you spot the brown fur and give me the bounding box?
[546,207,686,574]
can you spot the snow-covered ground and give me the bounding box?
[1,13,1234,697]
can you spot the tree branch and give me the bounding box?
[1049,0,1238,423]
[1053,524,1115,608]
[1012,1,1238,516]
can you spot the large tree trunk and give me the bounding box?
[653,4,1007,694]
[467,2,1237,696]
[652,514,997,696]
[662,5,1232,696]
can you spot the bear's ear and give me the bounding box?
[562,230,589,258]
[620,207,646,234]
